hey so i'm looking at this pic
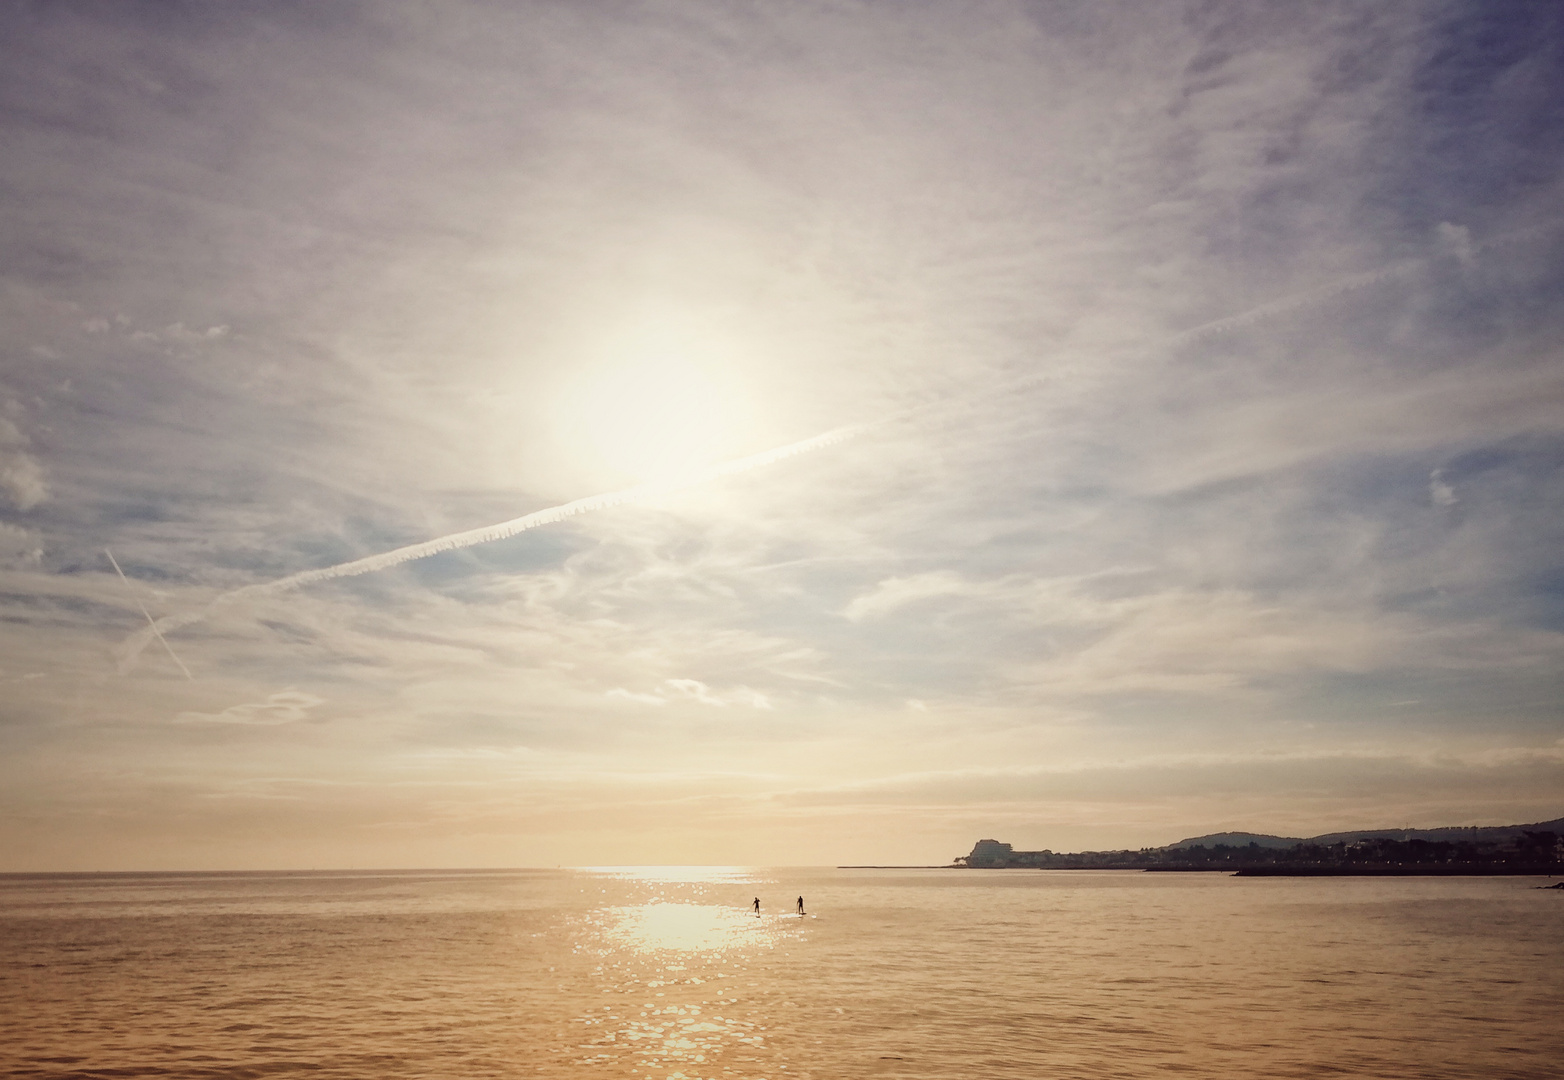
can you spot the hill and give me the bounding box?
[1302,817,1564,847]
[1167,832,1303,849]
[1169,817,1564,851]
[955,816,1564,873]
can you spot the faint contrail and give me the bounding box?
[106,549,193,680]
[115,422,872,672]
[1171,216,1563,346]
[1170,259,1421,345]
[115,218,1563,674]
[954,215,1564,411]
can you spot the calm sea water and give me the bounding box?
[2,867,1561,1079]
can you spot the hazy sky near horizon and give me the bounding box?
[1,0,1561,870]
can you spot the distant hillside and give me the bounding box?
[1303,817,1564,847]
[1168,817,1564,851]
[1167,832,1302,850]
[955,816,1564,874]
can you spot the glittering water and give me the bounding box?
[2,868,1561,1078]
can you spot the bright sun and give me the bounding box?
[562,319,753,483]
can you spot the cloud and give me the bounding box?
[609,679,773,709]
[0,1,1560,867]
[129,322,229,344]
[176,690,325,726]
[1437,221,1476,267]
[1128,353,1564,497]
[773,744,1564,829]
[842,571,972,622]
[115,422,868,673]
[665,679,729,706]
[607,688,667,706]
[0,416,46,511]
[0,452,45,510]
[0,523,43,567]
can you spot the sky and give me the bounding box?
[1,0,1561,870]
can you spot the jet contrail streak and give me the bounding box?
[115,422,872,672]
[106,549,194,680]
[961,216,1564,407]
[115,218,1563,675]
[1172,217,1563,347]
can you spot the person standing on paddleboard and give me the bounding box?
[796,896,804,915]
[753,897,760,916]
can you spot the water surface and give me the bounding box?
[3,868,1560,1078]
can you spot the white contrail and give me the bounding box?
[115,218,1563,674]
[115,422,872,672]
[1173,216,1563,346]
[962,216,1564,408]
[105,549,193,680]
[1170,259,1422,345]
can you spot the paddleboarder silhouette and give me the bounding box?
[796,895,804,915]
[753,896,760,916]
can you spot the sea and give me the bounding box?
[2,867,1561,1079]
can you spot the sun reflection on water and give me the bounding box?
[576,865,764,885]
[603,902,766,954]
[561,868,812,1076]
[560,869,812,1077]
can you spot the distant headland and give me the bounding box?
[953,817,1564,875]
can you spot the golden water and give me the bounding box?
[3,867,1561,1078]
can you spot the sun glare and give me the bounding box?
[602,903,764,954]
[561,320,754,484]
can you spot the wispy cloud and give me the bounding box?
[176,690,324,726]
[1,0,1560,868]
[0,412,47,511]
[115,422,869,672]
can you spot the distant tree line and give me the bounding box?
[954,831,1564,875]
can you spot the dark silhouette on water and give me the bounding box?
[953,819,1564,875]
[796,895,804,915]
[753,896,760,916]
